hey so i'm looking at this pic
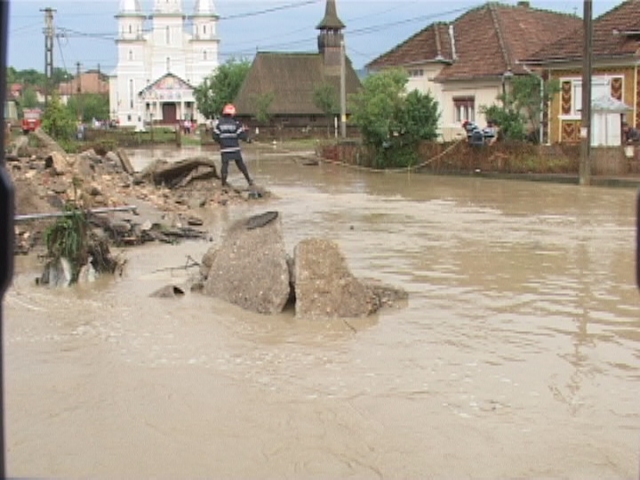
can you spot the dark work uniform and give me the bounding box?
[212,115,253,186]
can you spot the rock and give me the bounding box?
[75,150,100,178]
[105,151,120,165]
[203,211,290,314]
[200,245,218,279]
[49,178,69,195]
[40,257,73,288]
[360,278,409,310]
[10,135,29,157]
[293,238,377,320]
[140,220,153,231]
[44,151,69,175]
[116,148,135,175]
[77,261,97,284]
[31,129,66,155]
[187,215,203,226]
[110,221,132,234]
[150,285,185,298]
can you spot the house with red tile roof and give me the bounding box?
[523,0,640,144]
[58,70,109,105]
[367,1,580,141]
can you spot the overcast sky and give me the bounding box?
[7,0,621,75]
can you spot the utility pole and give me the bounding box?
[76,62,82,121]
[579,0,592,186]
[340,39,347,139]
[41,7,55,107]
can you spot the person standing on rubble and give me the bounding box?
[212,104,254,188]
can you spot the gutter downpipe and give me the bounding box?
[539,74,544,144]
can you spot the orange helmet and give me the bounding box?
[222,104,236,116]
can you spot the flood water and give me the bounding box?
[4,147,640,479]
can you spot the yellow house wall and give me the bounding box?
[548,66,636,144]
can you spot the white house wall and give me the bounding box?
[440,81,502,141]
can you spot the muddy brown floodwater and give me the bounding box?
[4,147,640,479]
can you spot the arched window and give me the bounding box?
[128,50,133,61]
[166,26,170,44]
[203,25,207,35]
[166,57,171,72]
[203,50,207,61]
[128,24,132,34]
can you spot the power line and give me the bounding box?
[219,0,321,20]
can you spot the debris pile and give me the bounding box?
[6,129,269,257]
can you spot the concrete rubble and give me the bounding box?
[197,211,408,319]
[7,129,269,257]
[202,211,291,314]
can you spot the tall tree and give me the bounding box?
[41,93,75,140]
[20,87,39,109]
[193,58,251,119]
[313,82,339,137]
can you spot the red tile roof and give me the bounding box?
[367,2,580,81]
[58,71,109,96]
[525,0,640,63]
[367,22,454,69]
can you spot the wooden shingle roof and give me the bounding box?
[524,0,640,64]
[316,0,345,30]
[234,52,361,116]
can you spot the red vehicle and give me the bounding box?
[21,108,42,134]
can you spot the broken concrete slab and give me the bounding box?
[150,285,186,298]
[203,211,290,314]
[293,238,378,320]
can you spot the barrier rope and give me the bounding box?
[316,138,465,174]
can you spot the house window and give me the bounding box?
[453,96,475,123]
[203,50,207,61]
[166,57,171,72]
[563,75,623,116]
[195,26,198,37]
[128,25,132,34]
[408,69,424,77]
[203,25,207,35]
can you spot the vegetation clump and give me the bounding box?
[43,203,122,284]
[349,69,440,168]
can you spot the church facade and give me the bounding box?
[109,0,219,128]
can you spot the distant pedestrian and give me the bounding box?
[622,121,640,144]
[212,104,254,188]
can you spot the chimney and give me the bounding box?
[448,24,457,61]
[517,1,530,7]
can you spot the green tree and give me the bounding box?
[313,82,339,137]
[350,69,440,168]
[20,86,39,109]
[41,93,75,140]
[481,74,560,143]
[52,68,73,86]
[16,68,46,87]
[193,58,251,119]
[254,93,274,124]
[6,66,17,85]
[66,94,109,122]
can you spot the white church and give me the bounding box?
[109,0,220,128]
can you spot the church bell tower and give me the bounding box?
[316,0,345,73]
